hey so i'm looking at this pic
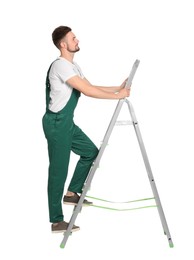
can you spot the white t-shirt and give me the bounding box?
[48,57,84,112]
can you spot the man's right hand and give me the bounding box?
[117,87,130,99]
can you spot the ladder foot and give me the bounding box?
[168,238,174,248]
[169,242,174,248]
[60,243,65,249]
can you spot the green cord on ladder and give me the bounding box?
[89,204,157,211]
[86,195,157,211]
[86,195,155,204]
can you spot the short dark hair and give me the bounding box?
[52,26,72,49]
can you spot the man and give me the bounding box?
[42,26,130,233]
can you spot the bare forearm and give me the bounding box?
[95,86,121,93]
[83,78,121,93]
[85,86,121,99]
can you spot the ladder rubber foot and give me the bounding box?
[60,243,65,249]
[169,242,174,248]
[168,238,174,248]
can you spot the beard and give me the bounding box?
[67,45,80,53]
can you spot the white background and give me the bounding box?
[1,0,194,259]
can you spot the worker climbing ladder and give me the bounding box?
[60,59,174,249]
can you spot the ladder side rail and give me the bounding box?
[60,57,140,248]
[126,99,173,247]
[60,99,125,248]
[125,59,140,89]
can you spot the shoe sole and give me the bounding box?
[52,227,80,233]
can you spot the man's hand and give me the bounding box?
[117,87,130,99]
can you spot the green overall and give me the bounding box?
[42,63,99,223]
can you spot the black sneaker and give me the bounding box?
[51,221,80,233]
[63,193,93,206]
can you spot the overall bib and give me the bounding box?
[42,63,99,223]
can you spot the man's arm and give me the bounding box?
[67,76,129,99]
[83,78,127,93]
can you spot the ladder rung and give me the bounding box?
[115,120,133,126]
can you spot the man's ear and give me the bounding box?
[60,40,67,49]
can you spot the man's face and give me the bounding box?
[64,31,80,53]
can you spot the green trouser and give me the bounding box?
[42,86,98,223]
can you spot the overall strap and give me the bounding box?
[45,61,56,111]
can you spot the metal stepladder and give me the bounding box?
[60,59,174,249]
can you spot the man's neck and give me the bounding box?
[60,51,74,63]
